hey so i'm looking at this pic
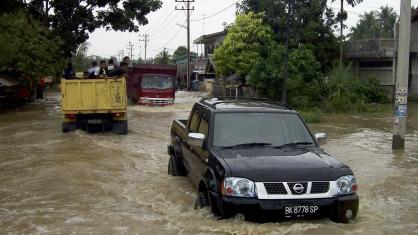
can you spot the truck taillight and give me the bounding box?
[65,114,76,119]
[113,112,125,118]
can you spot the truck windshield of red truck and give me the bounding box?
[142,75,173,89]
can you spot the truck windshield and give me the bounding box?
[142,75,173,89]
[213,112,314,148]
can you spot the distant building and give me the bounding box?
[193,30,227,57]
[192,30,227,92]
[344,8,418,99]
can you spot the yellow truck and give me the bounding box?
[61,77,128,134]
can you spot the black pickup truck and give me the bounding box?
[168,98,359,223]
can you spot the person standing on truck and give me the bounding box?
[87,61,99,78]
[110,61,128,77]
[63,63,76,79]
[107,59,115,73]
[98,60,107,77]
[123,56,131,66]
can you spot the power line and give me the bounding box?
[164,20,187,47]
[191,1,238,22]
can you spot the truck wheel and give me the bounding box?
[331,207,357,223]
[62,122,77,133]
[194,191,209,209]
[112,120,128,135]
[168,155,184,176]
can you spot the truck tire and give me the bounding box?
[62,122,77,133]
[331,207,357,223]
[112,120,128,135]
[168,155,185,176]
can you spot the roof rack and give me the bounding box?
[200,96,292,110]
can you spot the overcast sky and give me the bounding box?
[87,0,418,60]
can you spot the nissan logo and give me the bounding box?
[293,183,305,194]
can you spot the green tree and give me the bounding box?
[71,42,92,72]
[331,0,363,66]
[239,0,338,72]
[378,6,398,38]
[349,6,398,40]
[0,12,65,82]
[214,12,276,76]
[173,45,197,61]
[13,0,162,56]
[173,46,187,60]
[248,45,286,100]
[154,49,172,64]
[349,12,381,40]
[287,47,324,108]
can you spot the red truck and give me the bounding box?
[127,64,177,105]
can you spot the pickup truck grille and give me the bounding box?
[262,182,330,195]
[310,182,330,194]
[264,183,287,194]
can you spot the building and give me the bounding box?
[193,30,227,58]
[192,30,227,92]
[344,8,418,99]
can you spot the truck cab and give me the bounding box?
[127,64,177,105]
[168,98,359,223]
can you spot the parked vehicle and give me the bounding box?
[61,77,128,134]
[168,98,359,223]
[127,64,177,105]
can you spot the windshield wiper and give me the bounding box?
[274,142,315,149]
[221,142,272,149]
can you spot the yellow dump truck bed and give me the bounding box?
[61,78,127,114]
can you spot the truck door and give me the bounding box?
[182,107,202,185]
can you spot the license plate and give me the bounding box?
[284,205,319,217]
[87,119,103,124]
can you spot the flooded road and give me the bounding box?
[0,92,417,235]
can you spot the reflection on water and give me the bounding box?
[0,93,417,234]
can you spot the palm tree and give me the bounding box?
[332,0,364,66]
[75,42,90,57]
[377,6,398,38]
[349,12,381,40]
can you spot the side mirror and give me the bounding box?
[187,133,205,148]
[315,133,327,142]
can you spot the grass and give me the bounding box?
[299,110,324,123]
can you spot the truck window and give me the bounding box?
[189,109,201,133]
[213,112,314,147]
[142,75,173,89]
[197,112,209,136]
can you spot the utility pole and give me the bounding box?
[282,0,292,103]
[118,50,124,62]
[139,34,149,62]
[163,46,167,64]
[175,0,194,90]
[392,0,411,149]
[339,0,344,67]
[127,41,134,60]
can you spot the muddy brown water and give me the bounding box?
[0,92,417,235]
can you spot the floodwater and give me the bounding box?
[0,91,417,235]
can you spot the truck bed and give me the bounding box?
[61,78,127,113]
[171,119,188,141]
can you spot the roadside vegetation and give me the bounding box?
[0,0,162,102]
[214,2,395,122]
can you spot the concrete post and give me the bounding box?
[392,0,411,149]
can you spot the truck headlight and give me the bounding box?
[336,175,358,194]
[222,177,255,198]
